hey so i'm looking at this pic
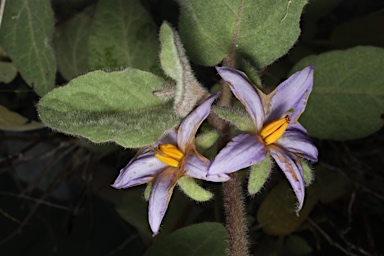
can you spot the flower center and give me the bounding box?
[154,144,184,167]
[260,115,290,145]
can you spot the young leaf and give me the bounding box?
[88,0,159,71]
[291,46,384,140]
[159,22,208,117]
[54,7,94,80]
[38,68,180,148]
[0,0,56,96]
[177,0,307,68]
[144,222,227,256]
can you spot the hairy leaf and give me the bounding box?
[55,7,94,80]
[88,0,159,71]
[159,22,207,117]
[38,68,179,148]
[177,0,307,67]
[0,0,56,96]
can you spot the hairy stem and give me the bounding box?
[217,54,250,255]
[223,174,250,256]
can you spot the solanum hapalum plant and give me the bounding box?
[30,0,384,254]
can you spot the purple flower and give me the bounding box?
[112,93,229,236]
[208,66,318,214]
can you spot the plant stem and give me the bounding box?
[223,174,250,256]
[217,57,250,256]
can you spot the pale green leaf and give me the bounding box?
[0,105,44,131]
[38,68,179,148]
[0,0,56,96]
[177,0,307,68]
[159,22,207,117]
[291,46,384,140]
[88,0,159,71]
[144,222,227,256]
[248,155,272,195]
[177,177,213,201]
[0,61,17,83]
[54,7,94,80]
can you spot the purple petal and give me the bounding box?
[155,128,178,146]
[177,93,219,152]
[265,66,314,124]
[112,150,167,189]
[148,168,177,236]
[184,154,230,182]
[209,134,267,175]
[276,126,318,162]
[216,66,265,131]
[270,146,305,214]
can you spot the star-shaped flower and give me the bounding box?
[208,66,318,213]
[113,93,229,235]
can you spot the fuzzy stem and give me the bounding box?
[217,56,250,256]
[223,174,250,256]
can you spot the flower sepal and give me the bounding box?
[248,154,273,195]
[177,176,213,201]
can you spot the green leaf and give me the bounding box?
[0,0,56,96]
[159,22,207,117]
[88,0,159,71]
[291,46,384,140]
[177,0,307,68]
[248,155,272,195]
[0,62,17,83]
[0,105,44,131]
[214,106,254,133]
[257,179,321,235]
[54,7,94,80]
[177,177,213,201]
[144,222,227,256]
[38,68,179,148]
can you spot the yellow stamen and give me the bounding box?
[154,144,184,167]
[260,116,290,145]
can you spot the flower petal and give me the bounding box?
[270,146,305,214]
[112,150,167,189]
[184,154,230,182]
[216,66,264,131]
[156,128,178,146]
[209,134,267,175]
[265,66,314,124]
[276,126,318,162]
[148,168,177,236]
[177,93,219,152]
